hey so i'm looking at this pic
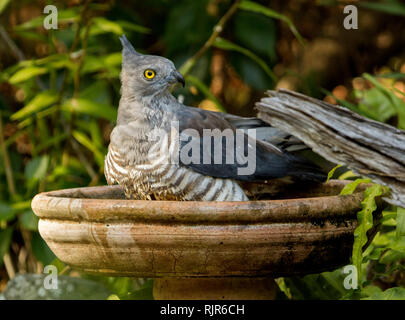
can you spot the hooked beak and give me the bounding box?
[169,70,185,87]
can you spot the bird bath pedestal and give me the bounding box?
[31,180,383,300]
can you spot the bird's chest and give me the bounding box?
[105,127,181,199]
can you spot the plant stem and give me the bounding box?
[58,0,93,101]
[73,19,93,99]
[70,138,97,180]
[0,110,17,198]
[3,253,16,280]
[0,26,24,61]
[179,0,241,77]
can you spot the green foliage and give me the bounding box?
[283,269,348,300]
[25,156,49,181]
[396,207,405,238]
[85,276,153,300]
[238,0,304,45]
[0,202,14,221]
[233,11,276,61]
[62,99,117,122]
[213,37,277,82]
[8,66,48,84]
[362,73,405,129]
[0,0,10,15]
[352,184,385,286]
[340,178,372,195]
[11,91,58,120]
[363,287,405,300]
[20,209,39,231]
[326,164,342,182]
[339,179,388,288]
[0,227,13,266]
[359,0,405,17]
[31,232,56,265]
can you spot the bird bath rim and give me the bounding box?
[32,180,370,223]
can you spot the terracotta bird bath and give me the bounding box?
[31,180,384,299]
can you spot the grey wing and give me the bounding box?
[175,106,325,182]
[218,112,309,152]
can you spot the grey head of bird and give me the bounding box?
[119,35,185,98]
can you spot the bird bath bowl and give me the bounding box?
[31,180,384,300]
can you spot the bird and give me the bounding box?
[104,35,325,201]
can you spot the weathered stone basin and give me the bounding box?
[31,180,384,299]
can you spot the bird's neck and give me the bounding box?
[117,89,176,126]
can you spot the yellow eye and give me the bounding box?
[144,69,155,80]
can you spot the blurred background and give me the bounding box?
[0,0,404,299]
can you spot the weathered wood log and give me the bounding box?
[256,89,405,208]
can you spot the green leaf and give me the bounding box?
[396,207,405,238]
[0,202,15,222]
[11,200,32,211]
[20,209,38,231]
[338,170,358,180]
[360,285,383,299]
[284,269,347,300]
[13,30,47,42]
[8,67,48,84]
[320,87,376,119]
[234,11,277,61]
[363,73,405,129]
[365,287,405,300]
[357,88,397,122]
[89,17,123,36]
[89,120,104,149]
[238,0,304,45]
[62,98,117,121]
[116,20,151,34]
[185,75,225,112]
[11,91,58,120]
[37,133,68,153]
[103,52,122,67]
[25,156,49,181]
[388,237,405,253]
[376,72,405,79]
[80,55,106,74]
[80,81,111,105]
[379,248,405,264]
[352,184,384,287]
[359,1,405,17]
[72,130,104,167]
[0,227,13,266]
[340,178,372,195]
[31,232,56,265]
[124,279,154,300]
[0,0,10,15]
[213,37,277,82]
[326,164,342,182]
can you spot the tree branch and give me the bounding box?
[256,89,405,208]
[179,0,241,77]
